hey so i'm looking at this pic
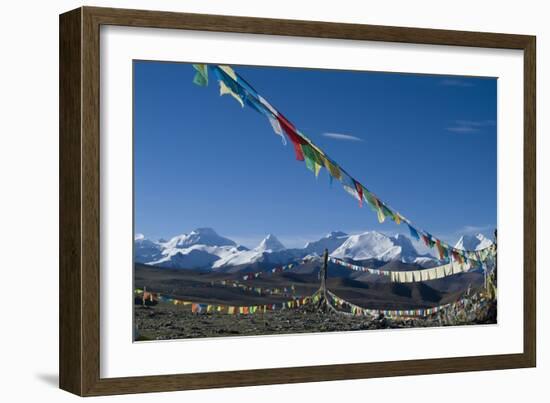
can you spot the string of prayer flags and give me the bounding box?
[211,279,299,298]
[329,256,481,283]
[240,263,296,281]
[191,63,496,264]
[328,290,470,319]
[137,289,321,316]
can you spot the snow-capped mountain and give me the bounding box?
[135,228,243,269]
[454,233,493,251]
[255,234,286,253]
[161,227,236,249]
[134,234,163,263]
[135,228,442,270]
[330,232,433,264]
[212,234,300,268]
[303,231,349,255]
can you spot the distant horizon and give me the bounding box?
[134,62,497,255]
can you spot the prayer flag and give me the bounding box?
[219,65,238,81]
[219,80,244,107]
[374,198,385,223]
[267,116,286,145]
[436,240,445,260]
[354,180,363,207]
[408,224,420,240]
[422,234,435,248]
[381,204,393,218]
[213,66,245,107]
[393,212,402,225]
[314,162,322,178]
[426,234,435,248]
[192,64,208,86]
[323,157,341,181]
[302,146,316,173]
[276,114,305,160]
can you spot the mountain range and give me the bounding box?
[135,228,493,271]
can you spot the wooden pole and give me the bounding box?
[321,248,328,298]
[316,249,343,314]
[315,249,331,312]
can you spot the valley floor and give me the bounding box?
[134,297,496,340]
[133,264,496,340]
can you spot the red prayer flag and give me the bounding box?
[422,234,431,247]
[457,252,464,264]
[451,250,463,263]
[354,181,363,207]
[436,239,445,260]
[276,114,306,161]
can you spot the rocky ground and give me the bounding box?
[134,292,496,341]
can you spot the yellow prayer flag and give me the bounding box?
[377,208,385,223]
[219,80,244,108]
[372,198,385,223]
[314,162,322,178]
[393,212,402,225]
[219,65,238,81]
[323,158,341,180]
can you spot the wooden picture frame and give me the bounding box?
[59,6,536,396]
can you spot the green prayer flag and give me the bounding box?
[304,154,316,172]
[381,204,394,218]
[364,191,378,212]
[192,64,208,86]
[301,144,320,173]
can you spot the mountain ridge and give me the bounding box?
[135,228,493,271]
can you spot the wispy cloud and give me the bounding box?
[322,132,363,142]
[439,78,474,87]
[446,126,479,133]
[446,119,496,133]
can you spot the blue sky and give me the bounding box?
[134,61,497,250]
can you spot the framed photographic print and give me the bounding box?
[59,6,536,396]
